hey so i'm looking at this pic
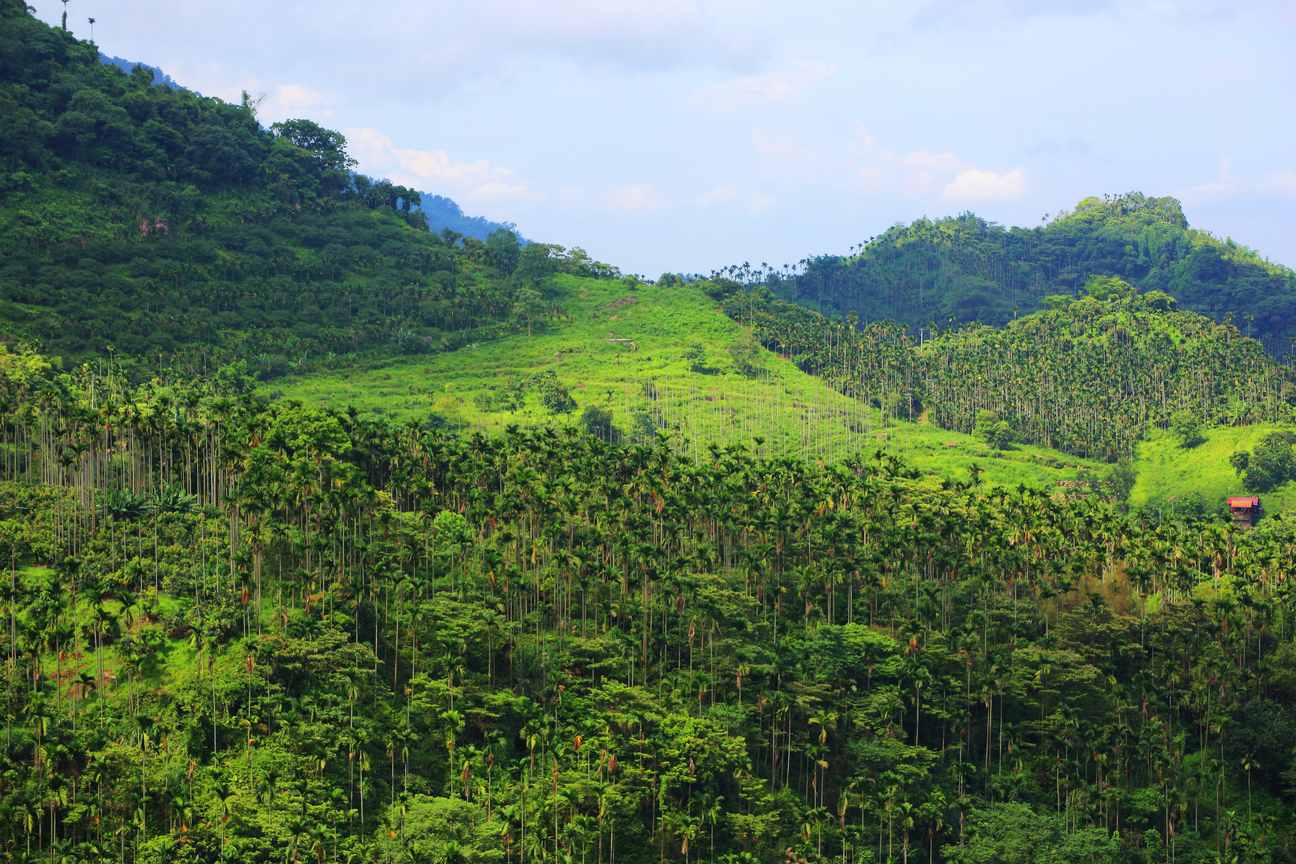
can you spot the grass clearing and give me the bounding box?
[279,275,1289,507]
[1132,424,1296,515]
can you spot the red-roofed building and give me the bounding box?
[1228,496,1262,529]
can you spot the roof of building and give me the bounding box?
[1228,497,1261,508]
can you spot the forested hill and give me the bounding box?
[718,277,1296,462]
[97,54,188,92]
[733,193,1296,357]
[0,5,612,379]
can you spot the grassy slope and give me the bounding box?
[279,274,1117,491]
[280,273,1296,510]
[1132,425,1296,515]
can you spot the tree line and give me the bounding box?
[715,278,1296,463]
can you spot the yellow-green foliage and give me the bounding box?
[1131,424,1296,516]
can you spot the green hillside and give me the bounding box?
[0,4,624,379]
[6,7,1296,864]
[740,194,1296,356]
[1130,424,1296,516]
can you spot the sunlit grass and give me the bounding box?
[276,274,1296,510]
[1131,424,1296,516]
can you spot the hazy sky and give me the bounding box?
[43,0,1296,277]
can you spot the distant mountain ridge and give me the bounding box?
[414,192,525,243]
[97,52,191,93]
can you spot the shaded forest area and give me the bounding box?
[727,195,1296,357]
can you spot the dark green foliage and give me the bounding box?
[974,409,1013,450]
[727,193,1296,357]
[726,327,764,376]
[531,369,575,413]
[0,8,609,379]
[2,365,1296,863]
[579,404,620,443]
[485,227,521,274]
[684,342,707,372]
[1233,431,1296,491]
[515,242,560,290]
[1170,409,1203,447]
[1109,459,1137,502]
[718,282,1295,461]
[511,287,546,336]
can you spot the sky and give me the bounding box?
[41,0,1296,277]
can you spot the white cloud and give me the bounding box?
[1178,155,1242,203]
[599,184,662,213]
[942,168,1031,202]
[752,131,797,155]
[849,121,876,153]
[695,63,836,114]
[263,84,340,119]
[92,0,762,108]
[343,128,531,203]
[904,150,970,172]
[1258,170,1296,197]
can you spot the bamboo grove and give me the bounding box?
[722,284,1296,462]
[0,359,1293,863]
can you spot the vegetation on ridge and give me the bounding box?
[731,194,1296,357]
[0,2,618,379]
[717,280,1296,463]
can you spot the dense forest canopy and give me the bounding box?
[0,4,618,380]
[5,6,1296,864]
[0,357,1290,864]
[726,194,1296,358]
[716,279,1296,462]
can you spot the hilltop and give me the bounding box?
[738,194,1296,357]
[0,5,580,379]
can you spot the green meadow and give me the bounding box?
[1131,424,1296,516]
[276,274,1128,492]
[276,272,1296,514]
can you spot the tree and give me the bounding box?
[685,343,708,373]
[974,410,1013,450]
[727,329,764,376]
[269,119,356,172]
[1242,431,1296,491]
[580,405,619,443]
[516,243,559,288]
[486,229,522,275]
[512,288,546,337]
[532,371,575,413]
[1169,410,1202,447]
[1108,460,1136,503]
[1082,274,1133,301]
